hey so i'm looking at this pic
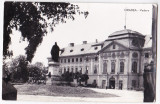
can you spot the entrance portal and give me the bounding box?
[109,77,115,89]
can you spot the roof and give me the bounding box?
[59,29,151,57]
[109,29,144,37]
[143,35,152,49]
[60,42,102,57]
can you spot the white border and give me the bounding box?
[0,0,159,104]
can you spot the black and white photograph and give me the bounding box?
[1,1,158,103]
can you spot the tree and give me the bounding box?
[28,63,47,84]
[61,71,73,84]
[10,55,28,82]
[3,2,88,62]
[80,74,89,85]
[34,62,44,70]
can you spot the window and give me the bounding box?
[80,58,82,62]
[67,68,70,72]
[95,57,98,61]
[103,62,107,74]
[119,80,123,89]
[64,59,66,63]
[112,53,116,58]
[132,61,137,73]
[81,48,84,51]
[86,57,89,61]
[94,47,98,50]
[68,59,70,63]
[120,62,124,73]
[86,69,88,74]
[80,68,82,73]
[113,44,116,49]
[120,52,125,58]
[94,65,97,74]
[132,80,136,88]
[111,62,115,73]
[86,66,88,74]
[61,59,63,63]
[102,80,106,89]
[70,50,73,52]
[64,68,66,73]
[72,58,74,62]
[145,53,149,58]
[59,68,62,74]
[132,52,138,58]
[76,58,78,62]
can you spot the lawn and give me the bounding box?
[14,84,118,98]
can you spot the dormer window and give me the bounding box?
[145,53,149,58]
[113,44,116,49]
[81,48,84,51]
[70,50,73,52]
[94,47,98,50]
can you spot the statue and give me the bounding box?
[51,42,60,62]
[143,61,155,102]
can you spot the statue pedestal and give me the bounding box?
[48,61,60,76]
[46,76,52,85]
[47,58,61,85]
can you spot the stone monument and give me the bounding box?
[46,42,61,85]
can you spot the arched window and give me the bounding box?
[132,61,137,73]
[67,68,70,72]
[103,62,107,74]
[85,66,88,74]
[94,65,97,74]
[120,62,124,73]
[111,62,115,73]
[64,68,66,73]
[80,68,82,74]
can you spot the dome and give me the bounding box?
[109,29,144,37]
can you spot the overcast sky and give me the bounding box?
[9,3,153,66]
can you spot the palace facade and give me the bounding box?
[55,29,152,90]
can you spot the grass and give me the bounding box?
[14,84,118,98]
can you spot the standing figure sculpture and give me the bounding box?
[51,42,60,62]
[143,61,155,102]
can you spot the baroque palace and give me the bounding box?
[49,29,152,90]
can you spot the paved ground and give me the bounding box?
[17,88,143,103]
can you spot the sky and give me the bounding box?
[8,3,153,66]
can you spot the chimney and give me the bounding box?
[69,43,74,47]
[96,39,98,43]
[83,41,87,44]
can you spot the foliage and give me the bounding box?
[2,60,9,77]
[3,2,88,62]
[80,74,89,82]
[61,71,74,83]
[28,63,45,77]
[61,71,89,85]
[27,62,47,84]
[34,62,44,70]
[9,55,28,82]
